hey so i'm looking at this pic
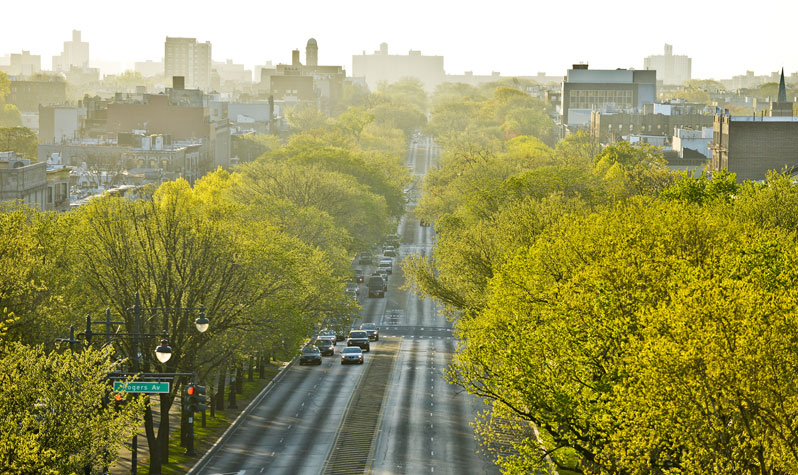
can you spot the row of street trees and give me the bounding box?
[406,82,798,473]
[0,93,411,472]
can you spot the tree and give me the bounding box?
[0,71,9,101]
[0,127,37,159]
[446,198,798,473]
[286,105,328,132]
[71,178,262,473]
[231,133,279,163]
[0,343,144,473]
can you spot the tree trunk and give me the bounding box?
[158,393,172,466]
[228,366,238,409]
[216,366,226,410]
[144,400,161,474]
[180,381,188,447]
[236,363,244,394]
[259,353,266,379]
[248,355,254,381]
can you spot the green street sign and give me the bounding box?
[113,381,170,393]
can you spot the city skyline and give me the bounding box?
[2,0,798,81]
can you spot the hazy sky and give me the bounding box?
[2,0,797,80]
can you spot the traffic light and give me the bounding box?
[194,385,207,412]
[113,392,126,411]
[184,383,207,413]
[185,383,197,413]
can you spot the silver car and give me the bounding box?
[341,347,364,365]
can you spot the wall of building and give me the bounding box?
[352,48,445,92]
[713,115,798,181]
[106,95,207,139]
[8,80,67,112]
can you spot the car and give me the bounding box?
[358,252,372,265]
[352,269,364,283]
[420,219,430,227]
[347,330,370,351]
[360,322,379,341]
[383,247,397,257]
[341,347,364,365]
[378,259,393,275]
[384,234,401,248]
[345,282,360,299]
[367,275,385,298]
[374,271,388,289]
[318,331,337,345]
[314,338,335,356]
[299,345,322,365]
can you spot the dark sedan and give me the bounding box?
[299,346,322,366]
[359,322,379,341]
[347,330,370,351]
[315,338,335,356]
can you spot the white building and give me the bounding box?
[352,43,445,92]
[673,126,713,159]
[164,37,212,91]
[52,30,90,72]
[1,50,41,76]
[644,44,691,86]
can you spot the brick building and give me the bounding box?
[7,77,67,112]
[712,70,798,182]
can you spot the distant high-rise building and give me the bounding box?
[52,30,90,72]
[164,37,212,91]
[3,50,41,77]
[306,38,318,67]
[352,43,445,92]
[644,44,691,86]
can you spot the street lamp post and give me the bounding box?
[57,292,209,474]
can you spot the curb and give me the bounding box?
[187,357,296,475]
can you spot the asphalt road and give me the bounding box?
[194,136,498,475]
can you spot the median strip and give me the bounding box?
[322,337,401,475]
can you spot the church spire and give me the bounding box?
[778,68,787,103]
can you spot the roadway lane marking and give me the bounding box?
[287,425,292,429]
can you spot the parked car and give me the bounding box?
[360,322,379,341]
[341,347,364,365]
[347,330,370,351]
[358,252,372,265]
[378,258,393,275]
[315,338,335,356]
[367,276,386,298]
[299,346,322,366]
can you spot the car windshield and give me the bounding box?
[342,348,361,354]
[303,347,319,354]
[315,340,330,347]
[361,323,376,330]
[349,331,367,338]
